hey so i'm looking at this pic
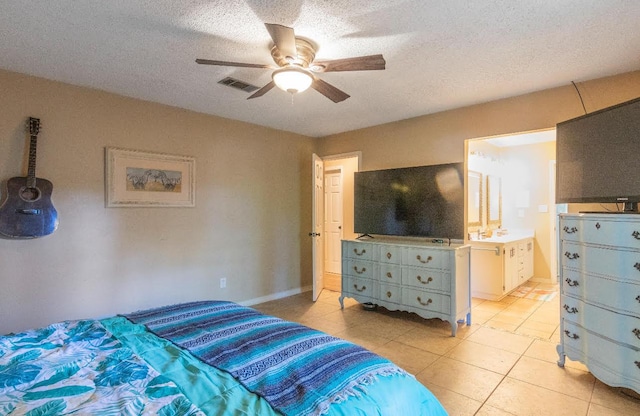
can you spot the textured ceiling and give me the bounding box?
[1,1,639,137]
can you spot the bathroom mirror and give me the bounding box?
[467,171,483,228]
[487,175,502,227]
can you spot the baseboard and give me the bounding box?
[238,285,313,307]
[530,277,556,284]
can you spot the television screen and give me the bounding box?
[354,163,464,239]
[556,97,640,209]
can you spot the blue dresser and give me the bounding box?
[557,213,640,394]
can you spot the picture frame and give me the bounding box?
[105,147,195,207]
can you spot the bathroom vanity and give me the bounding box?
[469,232,534,301]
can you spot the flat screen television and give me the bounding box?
[556,97,640,212]
[354,163,464,239]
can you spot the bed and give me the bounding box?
[1,300,448,415]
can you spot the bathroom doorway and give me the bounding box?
[466,129,557,282]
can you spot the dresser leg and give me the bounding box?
[339,296,344,309]
[449,321,457,337]
[556,344,566,368]
[466,312,471,326]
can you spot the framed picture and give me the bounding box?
[105,147,195,207]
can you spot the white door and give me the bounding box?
[312,154,324,301]
[324,170,343,274]
[549,160,557,283]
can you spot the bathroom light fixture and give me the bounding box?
[272,66,313,94]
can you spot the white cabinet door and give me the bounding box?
[504,242,519,292]
[525,239,534,279]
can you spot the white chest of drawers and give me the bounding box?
[339,238,471,336]
[556,213,640,394]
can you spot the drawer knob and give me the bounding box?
[564,330,580,340]
[635,361,640,369]
[386,272,393,279]
[635,263,640,272]
[563,304,579,314]
[386,291,392,298]
[386,252,392,259]
[632,231,640,240]
[353,284,367,293]
[564,252,580,260]
[636,295,640,303]
[354,248,366,256]
[633,328,640,340]
[417,276,433,285]
[565,278,579,287]
[353,266,366,274]
[563,226,578,234]
[416,254,433,264]
[417,296,433,306]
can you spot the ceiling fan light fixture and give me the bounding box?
[272,66,313,94]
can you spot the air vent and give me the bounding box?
[217,77,259,93]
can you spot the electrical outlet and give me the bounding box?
[220,278,227,289]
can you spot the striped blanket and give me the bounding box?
[125,301,407,416]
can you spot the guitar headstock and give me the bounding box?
[27,117,41,136]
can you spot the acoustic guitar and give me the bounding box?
[0,117,58,238]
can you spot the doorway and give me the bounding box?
[312,153,360,297]
[466,129,557,282]
[323,169,343,291]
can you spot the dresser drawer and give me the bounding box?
[561,217,640,250]
[378,263,402,284]
[343,241,373,260]
[377,245,402,264]
[402,288,450,314]
[401,267,450,292]
[562,321,640,386]
[562,242,640,283]
[379,283,402,304]
[562,268,640,316]
[343,276,375,298]
[403,247,444,269]
[345,259,375,280]
[562,296,640,348]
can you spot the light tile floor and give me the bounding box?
[253,282,640,415]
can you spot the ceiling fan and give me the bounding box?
[196,23,386,103]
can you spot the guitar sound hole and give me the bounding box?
[19,187,41,202]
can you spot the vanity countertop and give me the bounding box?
[469,230,534,244]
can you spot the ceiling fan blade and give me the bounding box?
[312,78,350,103]
[247,81,276,99]
[264,23,297,59]
[312,54,386,72]
[196,59,273,69]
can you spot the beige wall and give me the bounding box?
[317,70,640,283]
[0,69,315,334]
[500,141,557,279]
[317,71,640,168]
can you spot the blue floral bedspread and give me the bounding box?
[0,319,204,416]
